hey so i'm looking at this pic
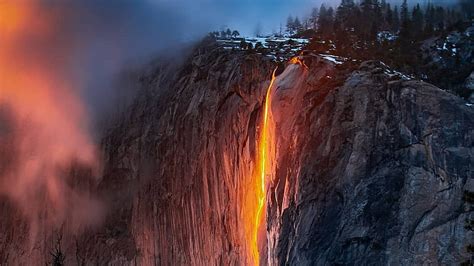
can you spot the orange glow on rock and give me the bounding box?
[289,56,308,69]
[245,58,307,264]
[244,67,278,265]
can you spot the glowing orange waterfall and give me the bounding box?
[244,67,277,265]
[289,56,309,69]
[244,57,307,265]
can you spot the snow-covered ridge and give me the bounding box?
[216,36,309,61]
[380,61,414,80]
[319,54,347,65]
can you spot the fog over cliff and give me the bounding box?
[39,0,463,123]
[35,0,327,123]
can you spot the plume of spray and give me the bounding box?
[0,0,103,244]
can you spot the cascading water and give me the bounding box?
[245,57,307,265]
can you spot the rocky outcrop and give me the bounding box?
[267,59,474,265]
[0,39,472,265]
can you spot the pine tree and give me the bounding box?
[411,4,424,39]
[334,0,356,48]
[294,16,303,33]
[370,21,379,42]
[386,4,393,30]
[358,0,381,41]
[302,15,311,30]
[393,5,400,32]
[435,6,445,32]
[318,4,327,31]
[361,0,373,34]
[326,7,335,37]
[445,8,462,29]
[459,0,474,19]
[399,0,411,40]
[424,3,435,36]
[286,15,295,34]
[335,0,356,32]
[318,4,333,37]
[310,7,319,30]
[400,0,409,24]
[373,0,382,34]
[220,30,226,38]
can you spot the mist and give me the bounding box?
[33,0,463,123]
[20,1,312,129]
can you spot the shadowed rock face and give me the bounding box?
[0,40,472,265]
[268,59,474,265]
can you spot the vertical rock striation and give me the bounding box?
[0,40,472,265]
[267,59,474,265]
[86,41,276,265]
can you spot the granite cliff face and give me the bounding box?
[267,59,474,265]
[0,40,473,265]
[90,42,275,265]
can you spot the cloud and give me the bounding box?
[0,0,104,243]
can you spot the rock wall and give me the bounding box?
[267,59,474,265]
[0,40,473,265]
[77,42,277,265]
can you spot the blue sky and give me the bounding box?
[150,0,334,36]
[146,0,459,36]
